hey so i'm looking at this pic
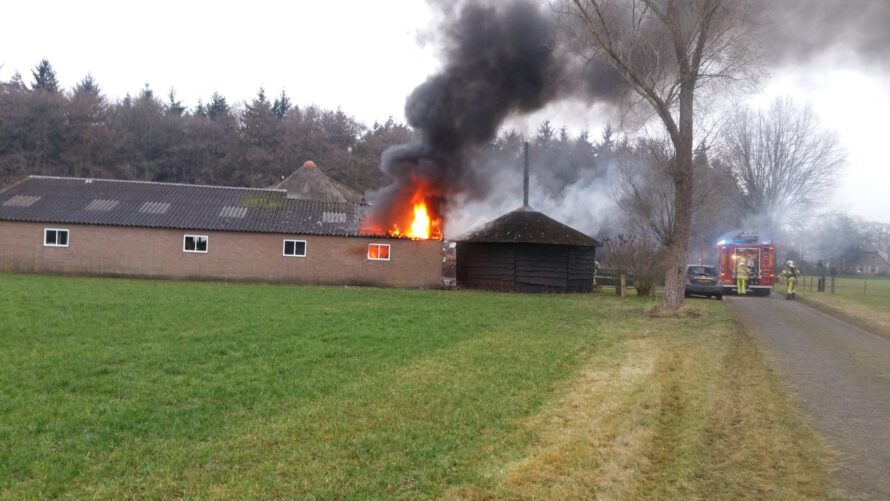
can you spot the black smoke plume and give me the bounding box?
[363,0,560,233]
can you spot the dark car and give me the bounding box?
[685,265,723,300]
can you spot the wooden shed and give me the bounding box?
[455,208,599,293]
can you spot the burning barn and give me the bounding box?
[0,176,442,288]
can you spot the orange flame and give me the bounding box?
[360,181,443,241]
[409,202,432,239]
[386,202,442,240]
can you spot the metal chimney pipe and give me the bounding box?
[523,142,530,208]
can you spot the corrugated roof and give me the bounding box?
[0,176,374,237]
[458,208,600,247]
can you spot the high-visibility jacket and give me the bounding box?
[781,266,800,280]
[736,260,749,280]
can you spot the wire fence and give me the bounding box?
[799,275,890,297]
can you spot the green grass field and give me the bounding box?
[0,274,832,499]
[797,275,890,338]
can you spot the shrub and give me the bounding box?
[602,234,664,297]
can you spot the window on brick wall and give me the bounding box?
[183,235,208,253]
[44,228,69,247]
[283,240,307,257]
[368,243,391,261]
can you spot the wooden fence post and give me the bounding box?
[619,275,626,298]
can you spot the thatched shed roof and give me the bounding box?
[459,208,599,247]
[275,162,363,203]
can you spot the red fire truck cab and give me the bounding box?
[718,233,775,296]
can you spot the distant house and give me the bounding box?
[274,161,363,203]
[843,247,890,275]
[0,176,441,288]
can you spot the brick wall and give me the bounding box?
[0,222,442,288]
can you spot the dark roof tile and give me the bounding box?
[0,176,372,237]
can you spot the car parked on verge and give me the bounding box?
[685,265,723,300]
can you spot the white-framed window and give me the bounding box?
[183,235,208,253]
[283,239,307,257]
[368,243,391,261]
[44,228,69,247]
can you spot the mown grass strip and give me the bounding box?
[449,302,835,500]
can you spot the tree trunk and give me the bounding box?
[662,173,693,310]
[662,85,696,311]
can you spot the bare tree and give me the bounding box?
[559,0,755,310]
[721,97,844,231]
[615,138,676,245]
[616,138,735,255]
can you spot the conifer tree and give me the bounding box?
[166,89,185,117]
[73,74,100,97]
[272,89,291,119]
[206,92,229,121]
[31,59,60,92]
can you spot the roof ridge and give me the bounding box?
[459,208,599,246]
[0,175,32,194]
[27,175,287,194]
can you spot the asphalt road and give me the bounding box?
[729,293,890,499]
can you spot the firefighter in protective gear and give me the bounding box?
[735,256,749,295]
[781,260,801,300]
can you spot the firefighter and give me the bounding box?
[781,260,801,300]
[735,255,749,295]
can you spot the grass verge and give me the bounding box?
[796,275,890,339]
[0,273,832,499]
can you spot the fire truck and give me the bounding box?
[718,233,776,296]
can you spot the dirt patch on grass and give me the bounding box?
[644,304,703,318]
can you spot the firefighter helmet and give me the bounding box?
[786,260,795,267]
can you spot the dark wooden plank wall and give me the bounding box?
[515,244,569,292]
[567,246,597,292]
[456,242,517,291]
[457,242,597,293]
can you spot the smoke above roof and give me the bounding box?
[364,0,561,230]
[365,0,890,238]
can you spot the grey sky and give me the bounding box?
[2,0,887,224]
